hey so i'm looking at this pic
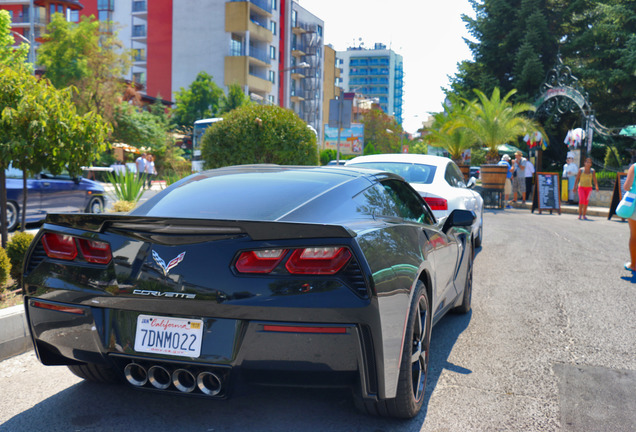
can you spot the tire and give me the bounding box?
[358,281,431,418]
[86,197,104,214]
[4,201,18,232]
[453,244,473,314]
[474,211,483,248]
[67,363,121,384]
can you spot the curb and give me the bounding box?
[0,304,31,361]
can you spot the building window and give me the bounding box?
[68,9,79,22]
[270,21,276,35]
[133,72,145,85]
[268,95,275,104]
[271,0,277,10]
[97,0,114,10]
[317,25,323,37]
[291,10,297,27]
[269,46,276,60]
[230,35,243,56]
[269,70,275,83]
[132,25,146,37]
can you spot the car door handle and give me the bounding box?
[42,182,51,187]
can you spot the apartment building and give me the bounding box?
[337,43,404,125]
[2,0,325,141]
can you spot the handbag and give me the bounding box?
[616,180,636,218]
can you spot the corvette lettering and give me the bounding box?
[132,289,196,299]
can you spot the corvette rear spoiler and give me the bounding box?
[43,213,356,241]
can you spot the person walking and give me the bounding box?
[135,152,147,184]
[623,163,636,272]
[498,154,514,208]
[562,156,578,203]
[512,151,527,203]
[573,157,599,220]
[525,158,535,202]
[144,154,156,189]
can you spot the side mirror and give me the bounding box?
[442,209,475,233]
[467,177,477,188]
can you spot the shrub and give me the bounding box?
[110,200,136,213]
[6,232,34,282]
[106,169,145,203]
[0,247,11,289]
[201,104,318,169]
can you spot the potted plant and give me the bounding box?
[456,88,544,189]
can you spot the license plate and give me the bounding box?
[134,314,203,358]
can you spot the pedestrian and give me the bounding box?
[573,157,599,220]
[135,152,147,184]
[622,162,636,272]
[144,154,156,189]
[525,158,535,201]
[498,154,513,208]
[512,151,527,203]
[562,155,578,203]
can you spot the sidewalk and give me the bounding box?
[507,200,609,218]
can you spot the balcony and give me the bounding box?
[132,25,147,41]
[230,0,272,15]
[226,2,273,43]
[224,56,272,94]
[132,1,147,19]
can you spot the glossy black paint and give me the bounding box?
[22,165,474,414]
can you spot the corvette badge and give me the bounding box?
[152,250,186,276]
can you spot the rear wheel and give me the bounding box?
[453,245,473,314]
[357,281,431,418]
[67,363,121,384]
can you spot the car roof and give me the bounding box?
[345,153,452,168]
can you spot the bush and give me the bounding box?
[201,104,318,168]
[106,170,145,203]
[6,232,34,283]
[0,247,11,289]
[110,200,136,213]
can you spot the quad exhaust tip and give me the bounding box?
[124,362,223,397]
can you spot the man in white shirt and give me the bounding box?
[562,156,578,203]
[135,153,147,182]
[525,159,535,202]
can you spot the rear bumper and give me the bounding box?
[25,297,379,398]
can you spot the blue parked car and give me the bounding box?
[4,165,105,231]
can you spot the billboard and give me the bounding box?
[323,123,364,155]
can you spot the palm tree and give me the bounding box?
[458,88,543,163]
[424,103,474,164]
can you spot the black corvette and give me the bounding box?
[22,165,475,418]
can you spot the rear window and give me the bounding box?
[132,169,355,221]
[348,162,436,184]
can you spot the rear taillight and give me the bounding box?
[42,233,77,260]
[41,233,111,264]
[235,246,351,275]
[78,239,112,264]
[286,247,351,275]
[235,249,288,273]
[424,197,448,211]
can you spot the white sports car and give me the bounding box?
[345,154,484,247]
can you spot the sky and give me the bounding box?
[298,0,476,134]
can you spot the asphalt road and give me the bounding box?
[1,208,635,431]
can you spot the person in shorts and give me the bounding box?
[498,154,513,208]
[512,151,527,203]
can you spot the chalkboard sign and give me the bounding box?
[532,172,561,214]
[608,172,628,220]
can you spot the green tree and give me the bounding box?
[457,88,542,162]
[37,13,131,123]
[361,107,402,154]
[201,105,318,168]
[111,102,167,150]
[222,83,250,114]
[172,71,225,127]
